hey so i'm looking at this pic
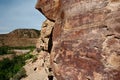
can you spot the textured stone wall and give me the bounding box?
[35,19,57,80]
[36,0,120,80]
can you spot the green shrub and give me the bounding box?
[0,53,33,80]
[0,46,9,55]
[10,68,27,80]
[32,55,38,63]
[24,53,33,59]
[10,46,36,50]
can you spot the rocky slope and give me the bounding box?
[21,20,57,80]
[0,29,40,47]
[36,0,120,80]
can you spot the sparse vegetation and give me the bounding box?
[10,46,36,50]
[0,46,14,55]
[0,53,33,80]
[32,55,38,63]
[0,46,35,55]
[10,68,27,80]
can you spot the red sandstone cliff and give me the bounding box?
[36,0,120,80]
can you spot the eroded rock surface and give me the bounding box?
[36,0,120,80]
[36,20,54,51]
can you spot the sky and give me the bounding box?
[0,0,46,34]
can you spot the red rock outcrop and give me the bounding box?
[36,0,120,80]
[36,20,54,51]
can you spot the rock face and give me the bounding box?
[36,20,54,51]
[0,29,40,47]
[36,0,120,80]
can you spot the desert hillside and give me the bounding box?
[0,29,40,47]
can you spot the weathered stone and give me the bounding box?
[32,19,56,80]
[35,0,60,21]
[36,20,54,51]
[36,0,120,80]
[41,20,54,38]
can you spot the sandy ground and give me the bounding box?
[21,50,48,80]
[21,51,57,80]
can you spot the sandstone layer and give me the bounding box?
[36,0,120,80]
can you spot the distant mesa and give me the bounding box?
[0,29,40,47]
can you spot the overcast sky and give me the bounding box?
[0,0,46,34]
